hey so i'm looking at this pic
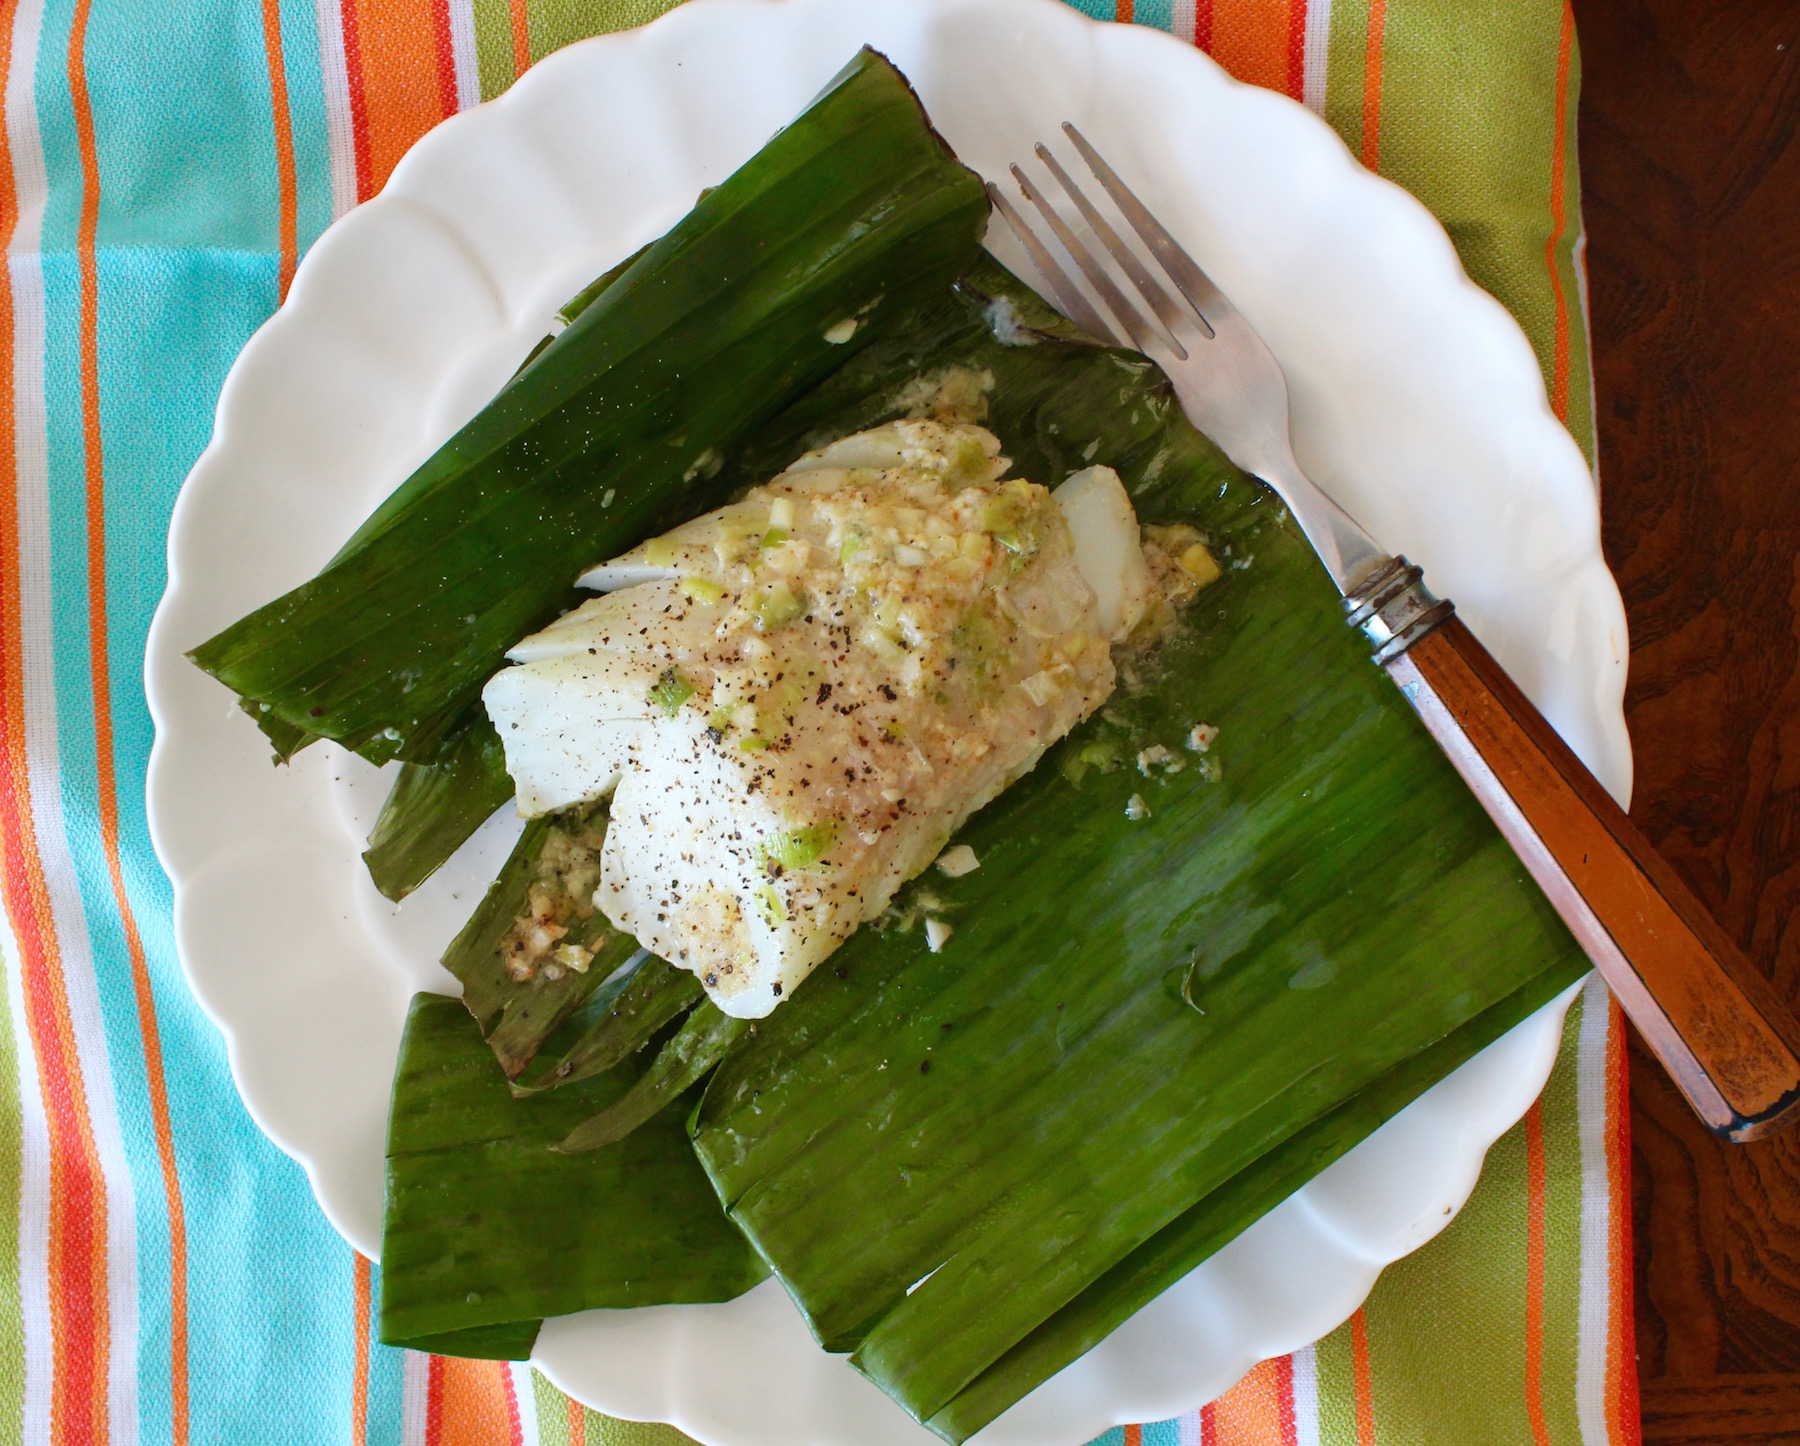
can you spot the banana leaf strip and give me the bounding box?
[363,709,514,901]
[926,956,1584,1441]
[355,244,661,900]
[188,47,988,765]
[512,954,703,1095]
[381,995,767,1355]
[441,802,634,1077]
[557,1001,747,1153]
[241,698,316,764]
[683,257,1587,1428]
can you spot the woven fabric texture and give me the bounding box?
[0,0,1636,1443]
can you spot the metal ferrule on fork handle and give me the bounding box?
[1343,556,1457,665]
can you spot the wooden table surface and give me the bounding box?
[1569,0,1800,1439]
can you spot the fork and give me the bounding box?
[995,125,1800,1143]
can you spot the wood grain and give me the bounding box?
[1571,0,1800,1431]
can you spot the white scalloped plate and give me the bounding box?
[143,0,1630,1440]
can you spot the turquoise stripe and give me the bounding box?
[83,0,278,251]
[1134,0,1176,33]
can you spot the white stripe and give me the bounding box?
[6,0,44,259]
[1301,0,1333,116]
[1290,1345,1322,1446]
[0,908,54,1446]
[1170,0,1197,46]
[447,0,482,113]
[1574,973,1616,1445]
[313,0,360,216]
[400,1350,432,1445]
[9,0,141,1432]
[1175,1408,1203,1446]
[511,1361,541,1446]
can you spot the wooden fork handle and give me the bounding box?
[1383,612,1800,1141]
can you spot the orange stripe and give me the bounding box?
[1276,1354,1298,1446]
[432,1356,521,1445]
[1359,0,1387,170]
[1115,0,1135,23]
[1211,1358,1289,1446]
[501,1365,523,1446]
[1284,0,1308,102]
[1349,1308,1375,1446]
[509,0,531,79]
[64,7,123,1443]
[1123,1425,1142,1446]
[72,0,195,1435]
[1207,0,1292,92]
[352,1255,371,1446]
[338,0,374,203]
[567,1395,588,1446]
[347,0,456,194]
[1607,996,1643,1446]
[426,1354,445,1444]
[428,0,459,119]
[1542,0,1575,422]
[1524,1098,1551,1446]
[259,0,298,300]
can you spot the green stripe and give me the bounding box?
[472,0,518,102]
[525,0,687,64]
[1369,0,1596,468]
[1539,992,1586,1445]
[1368,1114,1532,1443]
[1322,0,1373,162]
[531,1369,571,1446]
[1312,1319,1361,1446]
[1556,32,1595,465]
[586,1411,697,1444]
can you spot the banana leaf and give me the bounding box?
[380,994,767,1356]
[927,958,1582,1441]
[680,256,1588,1432]
[556,1001,747,1152]
[511,954,703,1094]
[189,47,988,765]
[441,802,638,1077]
[363,708,513,901]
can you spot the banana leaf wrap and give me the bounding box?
[674,256,1588,1432]
[189,47,988,765]
[380,994,768,1357]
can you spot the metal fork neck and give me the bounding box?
[1344,556,1456,665]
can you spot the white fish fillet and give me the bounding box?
[483,421,1146,1018]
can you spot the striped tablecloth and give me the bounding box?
[0,1,1640,1442]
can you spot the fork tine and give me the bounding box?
[1062,123,1226,338]
[1032,143,1189,359]
[985,181,1123,347]
[1008,163,1161,356]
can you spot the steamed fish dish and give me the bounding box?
[484,419,1154,1017]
